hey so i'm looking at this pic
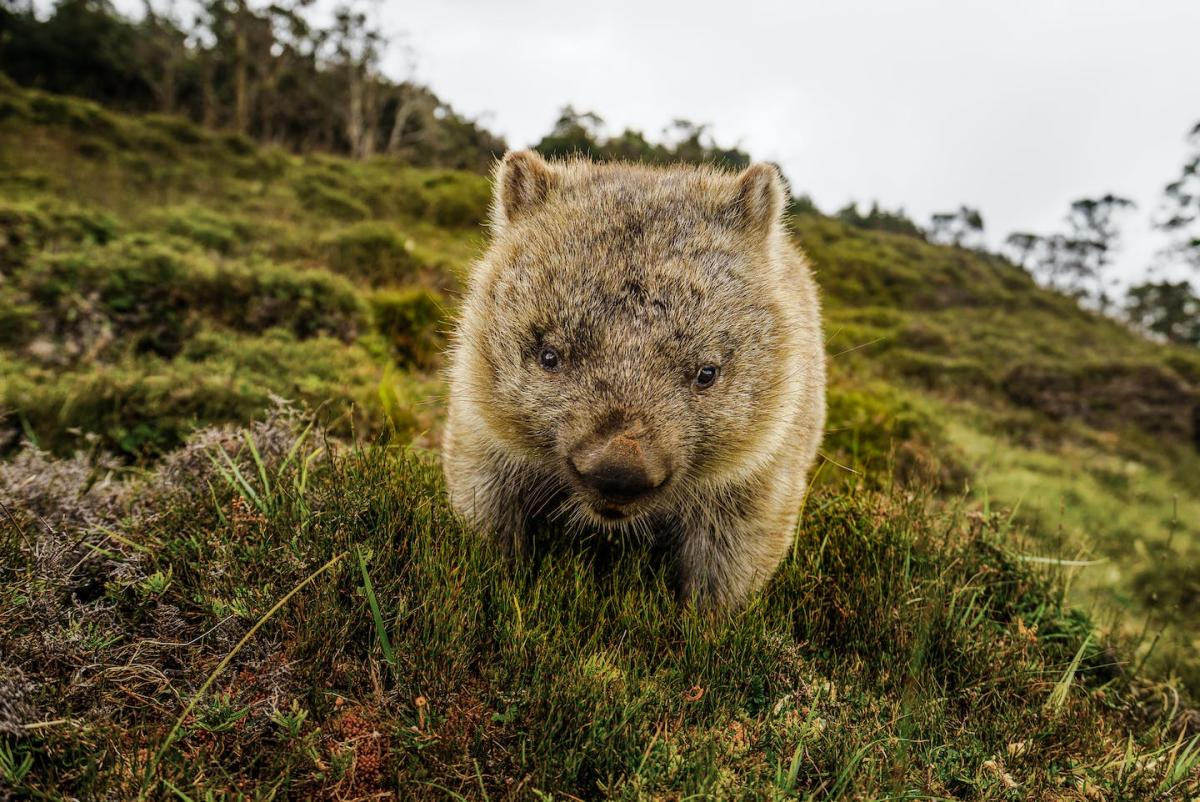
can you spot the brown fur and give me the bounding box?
[442,150,826,608]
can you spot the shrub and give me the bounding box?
[0,285,41,346]
[8,238,368,360]
[1002,360,1198,441]
[0,357,274,457]
[159,206,245,254]
[0,199,116,268]
[369,286,447,368]
[211,259,368,341]
[824,379,963,488]
[0,201,47,268]
[391,169,492,227]
[24,237,197,357]
[1,331,384,457]
[421,171,490,227]
[27,92,123,142]
[293,172,370,220]
[143,113,208,146]
[321,221,422,283]
[890,349,993,392]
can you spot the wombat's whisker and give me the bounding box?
[525,480,564,521]
[829,337,889,360]
[817,451,860,475]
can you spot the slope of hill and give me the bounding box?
[1,79,1198,798]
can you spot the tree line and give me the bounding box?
[0,0,506,170]
[532,106,753,171]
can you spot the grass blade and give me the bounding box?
[1045,634,1091,716]
[358,547,397,668]
[242,431,271,500]
[208,447,265,513]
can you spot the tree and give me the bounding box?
[0,0,154,108]
[1004,232,1042,270]
[928,206,984,248]
[662,119,749,171]
[1007,195,1135,305]
[1055,194,1135,304]
[323,4,385,159]
[1159,120,1200,270]
[532,108,753,172]
[533,106,605,160]
[1125,280,1200,346]
[602,128,668,164]
[135,1,188,114]
[837,202,924,238]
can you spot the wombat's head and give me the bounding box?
[461,151,802,526]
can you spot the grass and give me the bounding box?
[1,411,1195,799]
[947,417,1200,694]
[1,77,1198,797]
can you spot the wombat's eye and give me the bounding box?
[693,365,719,390]
[539,346,562,372]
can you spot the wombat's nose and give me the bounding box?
[570,431,669,504]
[578,458,657,503]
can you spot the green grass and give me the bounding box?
[1,78,1199,797]
[948,418,1200,692]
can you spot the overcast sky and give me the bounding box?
[375,0,1200,286]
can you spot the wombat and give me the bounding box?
[442,150,826,608]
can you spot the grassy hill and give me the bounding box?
[1,78,1198,799]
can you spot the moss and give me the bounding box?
[824,377,964,488]
[321,221,422,283]
[369,286,448,368]
[7,238,367,358]
[293,171,371,220]
[156,206,240,253]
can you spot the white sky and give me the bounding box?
[379,0,1200,286]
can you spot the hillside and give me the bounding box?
[1,80,1199,799]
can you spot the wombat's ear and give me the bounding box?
[493,150,557,228]
[731,163,785,237]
